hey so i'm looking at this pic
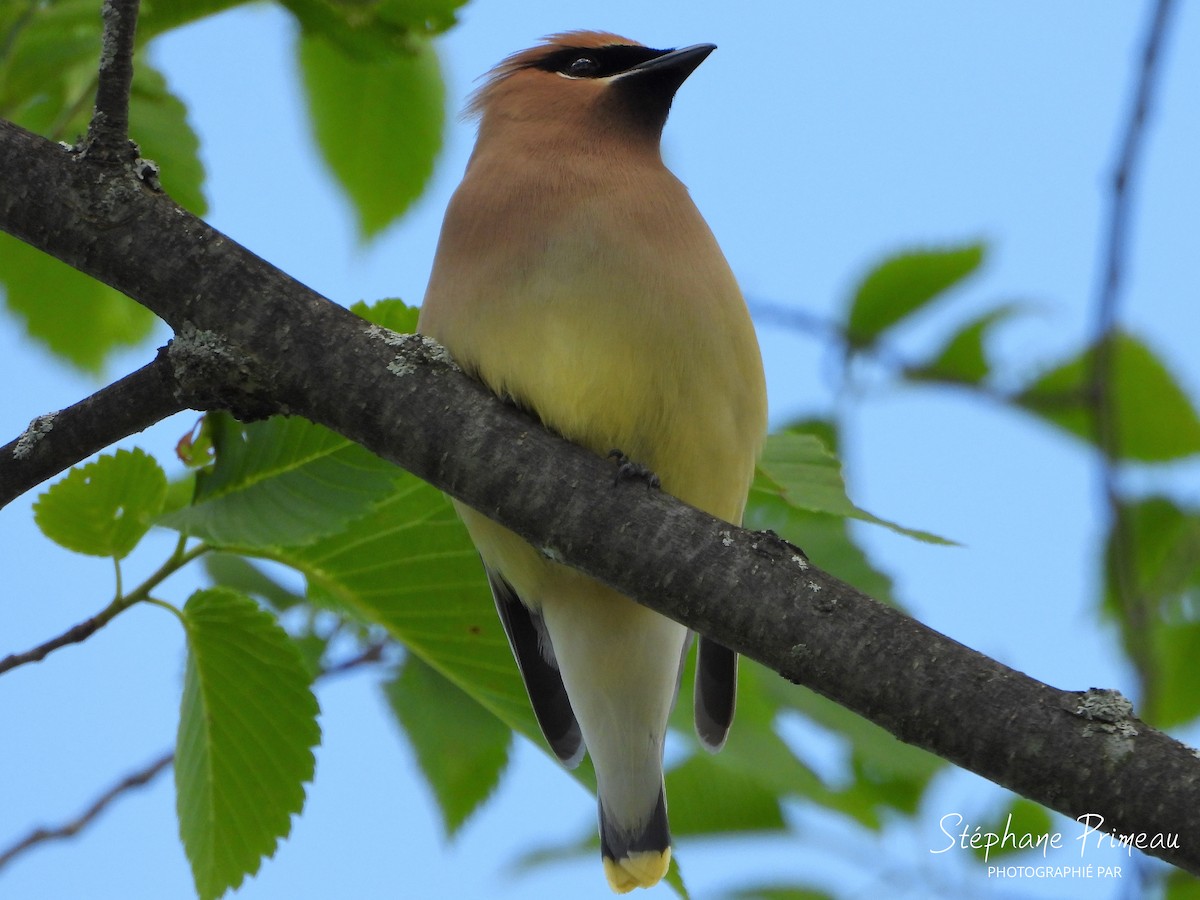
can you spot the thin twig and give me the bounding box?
[0,639,393,870]
[0,612,113,674]
[0,543,206,676]
[1088,0,1177,716]
[751,297,1025,403]
[748,297,844,344]
[83,0,140,160]
[321,637,391,678]
[0,751,174,870]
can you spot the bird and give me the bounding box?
[417,31,767,893]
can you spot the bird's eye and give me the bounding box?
[566,55,600,77]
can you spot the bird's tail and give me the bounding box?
[600,787,671,893]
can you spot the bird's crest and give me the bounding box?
[466,31,642,118]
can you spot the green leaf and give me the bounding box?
[762,676,944,823]
[350,297,420,332]
[384,654,512,836]
[159,412,401,548]
[0,2,206,211]
[139,0,253,38]
[176,588,320,900]
[282,0,465,59]
[665,752,786,836]
[129,59,208,215]
[279,471,539,741]
[1017,331,1200,462]
[1102,498,1200,727]
[203,553,306,612]
[1,7,205,371]
[376,0,468,33]
[845,243,985,347]
[755,429,949,544]
[34,448,167,558]
[1154,623,1200,729]
[298,32,444,239]
[670,659,825,804]
[1165,867,1200,900]
[0,0,99,135]
[0,233,159,372]
[1103,498,1200,624]
[728,886,833,900]
[907,303,1025,385]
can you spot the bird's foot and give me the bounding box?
[607,449,661,490]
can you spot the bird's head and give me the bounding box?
[467,31,715,149]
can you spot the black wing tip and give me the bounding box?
[549,720,586,768]
[486,566,586,765]
[694,637,737,751]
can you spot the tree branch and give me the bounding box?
[2,87,1199,878]
[82,0,140,163]
[0,348,185,508]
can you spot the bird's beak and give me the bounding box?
[624,43,717,82]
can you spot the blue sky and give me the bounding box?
[2,2,1198,898]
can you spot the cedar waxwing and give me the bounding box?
[417,32,767,893]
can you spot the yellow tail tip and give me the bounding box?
[603,847,672,893]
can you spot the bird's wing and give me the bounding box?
[486,565,586,768]
[694,636,737,751]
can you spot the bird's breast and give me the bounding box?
[420,163,766,521]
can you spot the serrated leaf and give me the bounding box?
[907,303,1025,385]
[1103,498,1200,625]
[0,0,99,135]
[158,412,401,548]
[1,12,204,371]
[845,243,985,347]
[350,297,419,332]
[139,0,250,38]
[672,660,822,799]
[0,233,159,371]
[176,588,320,900]
[761,674,944,823]
[129,59,208,215]
[1153,625,1200,731]
[299,33,444,239]
[34,448,167,558]
[282,0,464,60]
[1017,331,1200,462]
[203,553,306,611]
[665,751,786,836]
[279,471,538,740]
[384,654,512,836]
[746,484,898,607]
[756,429,949,544]
[1102,499,1200,727]
[377,0,468,33]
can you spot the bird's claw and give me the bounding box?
[607,449,661,490]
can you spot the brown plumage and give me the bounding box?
[418,31,767,892]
